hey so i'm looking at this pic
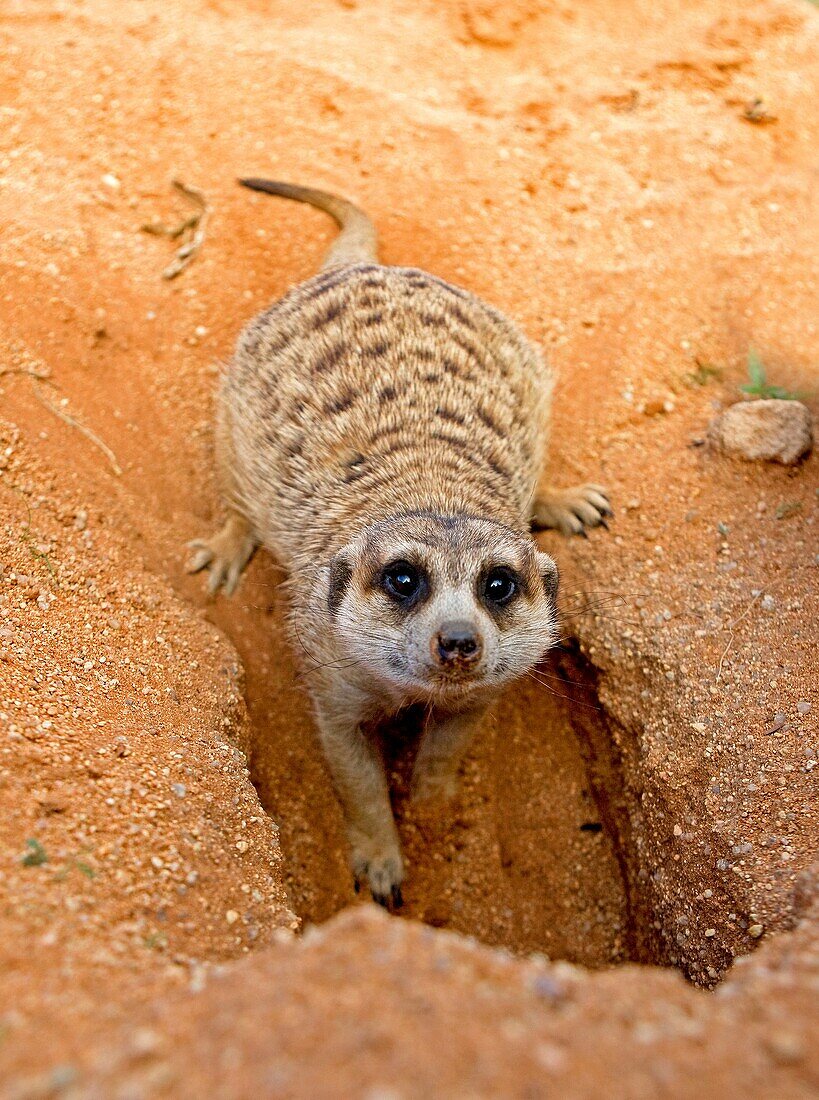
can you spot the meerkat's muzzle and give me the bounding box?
[432,620,483,670]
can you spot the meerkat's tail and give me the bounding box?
[238,178,379,270]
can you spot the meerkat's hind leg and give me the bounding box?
[411,707,486,804]
[531,484,612,538]
[186,511,257,595]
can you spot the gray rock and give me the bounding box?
[708,399,813,465]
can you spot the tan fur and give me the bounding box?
[188,180,610,904]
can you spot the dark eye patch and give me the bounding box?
[541,565,558,602]
[327,554,353,616]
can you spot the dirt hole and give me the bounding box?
[206,555,660,969]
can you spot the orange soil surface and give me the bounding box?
[0,0,817,1093]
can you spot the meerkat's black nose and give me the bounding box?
[435,621,483,665]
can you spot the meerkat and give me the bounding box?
[187,178,611,907]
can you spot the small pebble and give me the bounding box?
[767,1031,804,1065]
[130,1028,161,1055]
[532,974,565,1002]
[708,399,813,465]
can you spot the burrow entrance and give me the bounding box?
[205,553,657,969]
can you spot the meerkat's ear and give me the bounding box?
[327,546,355,616]
[536,551,559,602]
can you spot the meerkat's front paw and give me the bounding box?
[531,484,612,538]
[350,832,404,909]
[186,513,257,596]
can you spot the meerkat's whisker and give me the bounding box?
[523,671,603,711]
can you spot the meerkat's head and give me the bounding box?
[325,511,558,701]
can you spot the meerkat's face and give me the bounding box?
[326,512,558,701]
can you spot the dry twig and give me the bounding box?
[742,98,777,125]
[33,383,122,476]
[716,590,762,682]
[142,179,210,280]
[0,365,51,381]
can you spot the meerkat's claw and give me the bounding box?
[186,542,215,574]
[351,843,404,909]
[369,882,402,911]
[356,873,402,910]
[531,484,613,538]
[185,514,257,596]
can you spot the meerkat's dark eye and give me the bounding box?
[483,567,518,606]
[381,560,426,604]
